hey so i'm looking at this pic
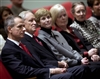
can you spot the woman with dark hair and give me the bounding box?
[87,0,100,33]
[0,6,13,54]
[0,6,13,40]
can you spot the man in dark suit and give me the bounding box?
[19,11,91,79]
[1,15,75,79]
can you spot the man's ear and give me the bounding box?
[7,26,12,33]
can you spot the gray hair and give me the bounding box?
[4,15,22,34]
[4,15,15,33]
[19,10,33,20]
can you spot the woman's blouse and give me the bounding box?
[88,14,100,34]
[70,20,100,48]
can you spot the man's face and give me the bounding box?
[24,12,37,34]
[9,17,26,41]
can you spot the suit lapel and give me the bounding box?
[6,39,44,67]
[7,39,34,59]
[23,35,47,65]
[24,34,58,60]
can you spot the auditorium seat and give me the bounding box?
[0,60,12,79]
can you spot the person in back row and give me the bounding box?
[0,6,13,54]
[10,0,28,16]
[1,15,75,79]
[87,0,100,33]
[35,8,100,79]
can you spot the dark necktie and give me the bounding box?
[19,43,32,57]
[33,36,43,46]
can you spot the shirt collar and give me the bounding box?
[25,32,33,38]
[7,38,20,46]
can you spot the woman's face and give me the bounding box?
[2,10,12,21]
[56,9,68,28]
[92,0,100,16]
[73,4,86,22]
[39,14,52,29]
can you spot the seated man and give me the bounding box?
[1,15,74,79]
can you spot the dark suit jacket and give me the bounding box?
[21,34,59,67]
[1,39,49,79]
[60,28,93,54]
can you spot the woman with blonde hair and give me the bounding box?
[50,3,99,60]
[50,3,100,79]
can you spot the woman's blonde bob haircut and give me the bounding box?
[35,8,51,23]
[50,4,67,25]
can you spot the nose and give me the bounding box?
[46,18,49,21]
[80,11,83,15]
[23,27,26,31]
[7,14,12,17]
[80,11,85,15]
[99,3,100,7]
[33,20,36,24]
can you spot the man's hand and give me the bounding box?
[88,48,98,57]
[81,57,89,64]
[58,60,69,68]
[91,54,100,61]
[50,68,67,74]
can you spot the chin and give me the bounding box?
[80,19,85,22]
[32,29,36,32]
[46,27,51,29]
[21,36,24,38]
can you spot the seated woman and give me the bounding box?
[0,6,13,40]
[50,3,98,58]
[70,2,100,49]
[0,6,13,54]
[34,8,100,79]
[87,0,100,33]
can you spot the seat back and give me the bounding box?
[0,60,12,79]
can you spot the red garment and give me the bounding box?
[67,27,84,49]
[19,43,32,57]
[0,60,12,79]
[67,27,89,57]
[33,36,43,46]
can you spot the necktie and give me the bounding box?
[19,43,32,57]
[33,36,43,46]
